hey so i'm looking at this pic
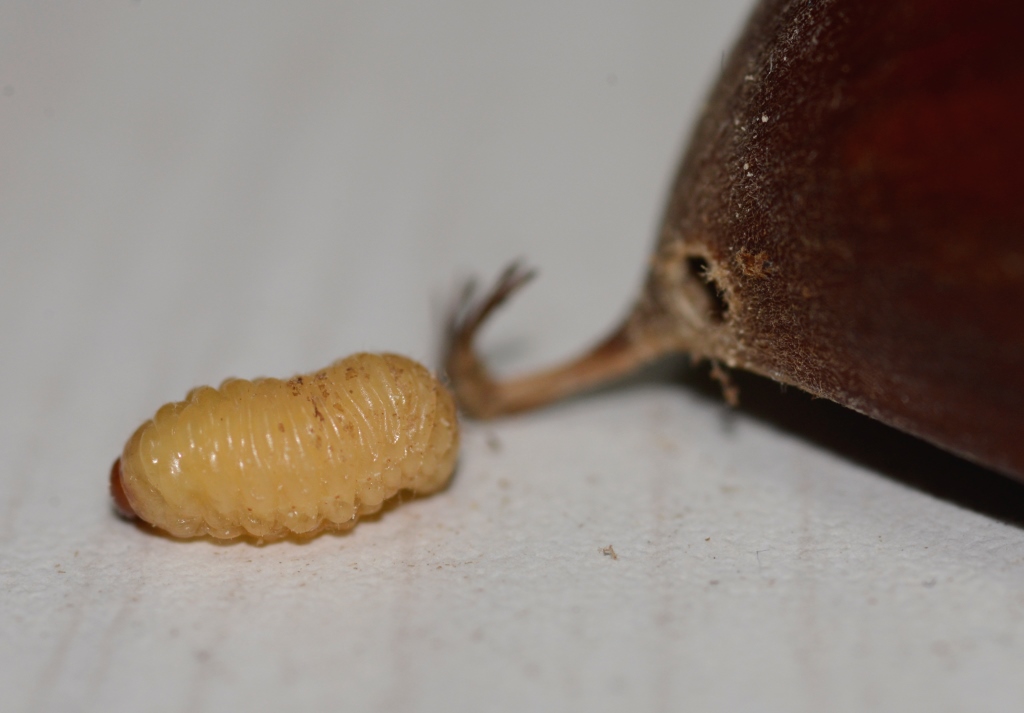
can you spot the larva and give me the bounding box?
[111,352,459,540]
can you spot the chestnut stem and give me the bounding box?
[445,263,673,418]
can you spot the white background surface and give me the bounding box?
[4,2,1024,712]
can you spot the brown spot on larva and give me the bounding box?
[312,404,325,423]
[278,423,285,433]
[109,459,136,519]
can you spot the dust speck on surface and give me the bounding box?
[601,545,618,560]
[486,432,502,452]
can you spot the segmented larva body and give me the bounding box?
[112,353,459,540]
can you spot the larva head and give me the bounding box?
[109,458,137,519]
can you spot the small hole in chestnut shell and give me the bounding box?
[685,256,729,323]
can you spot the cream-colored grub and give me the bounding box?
[114,353,459,540]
